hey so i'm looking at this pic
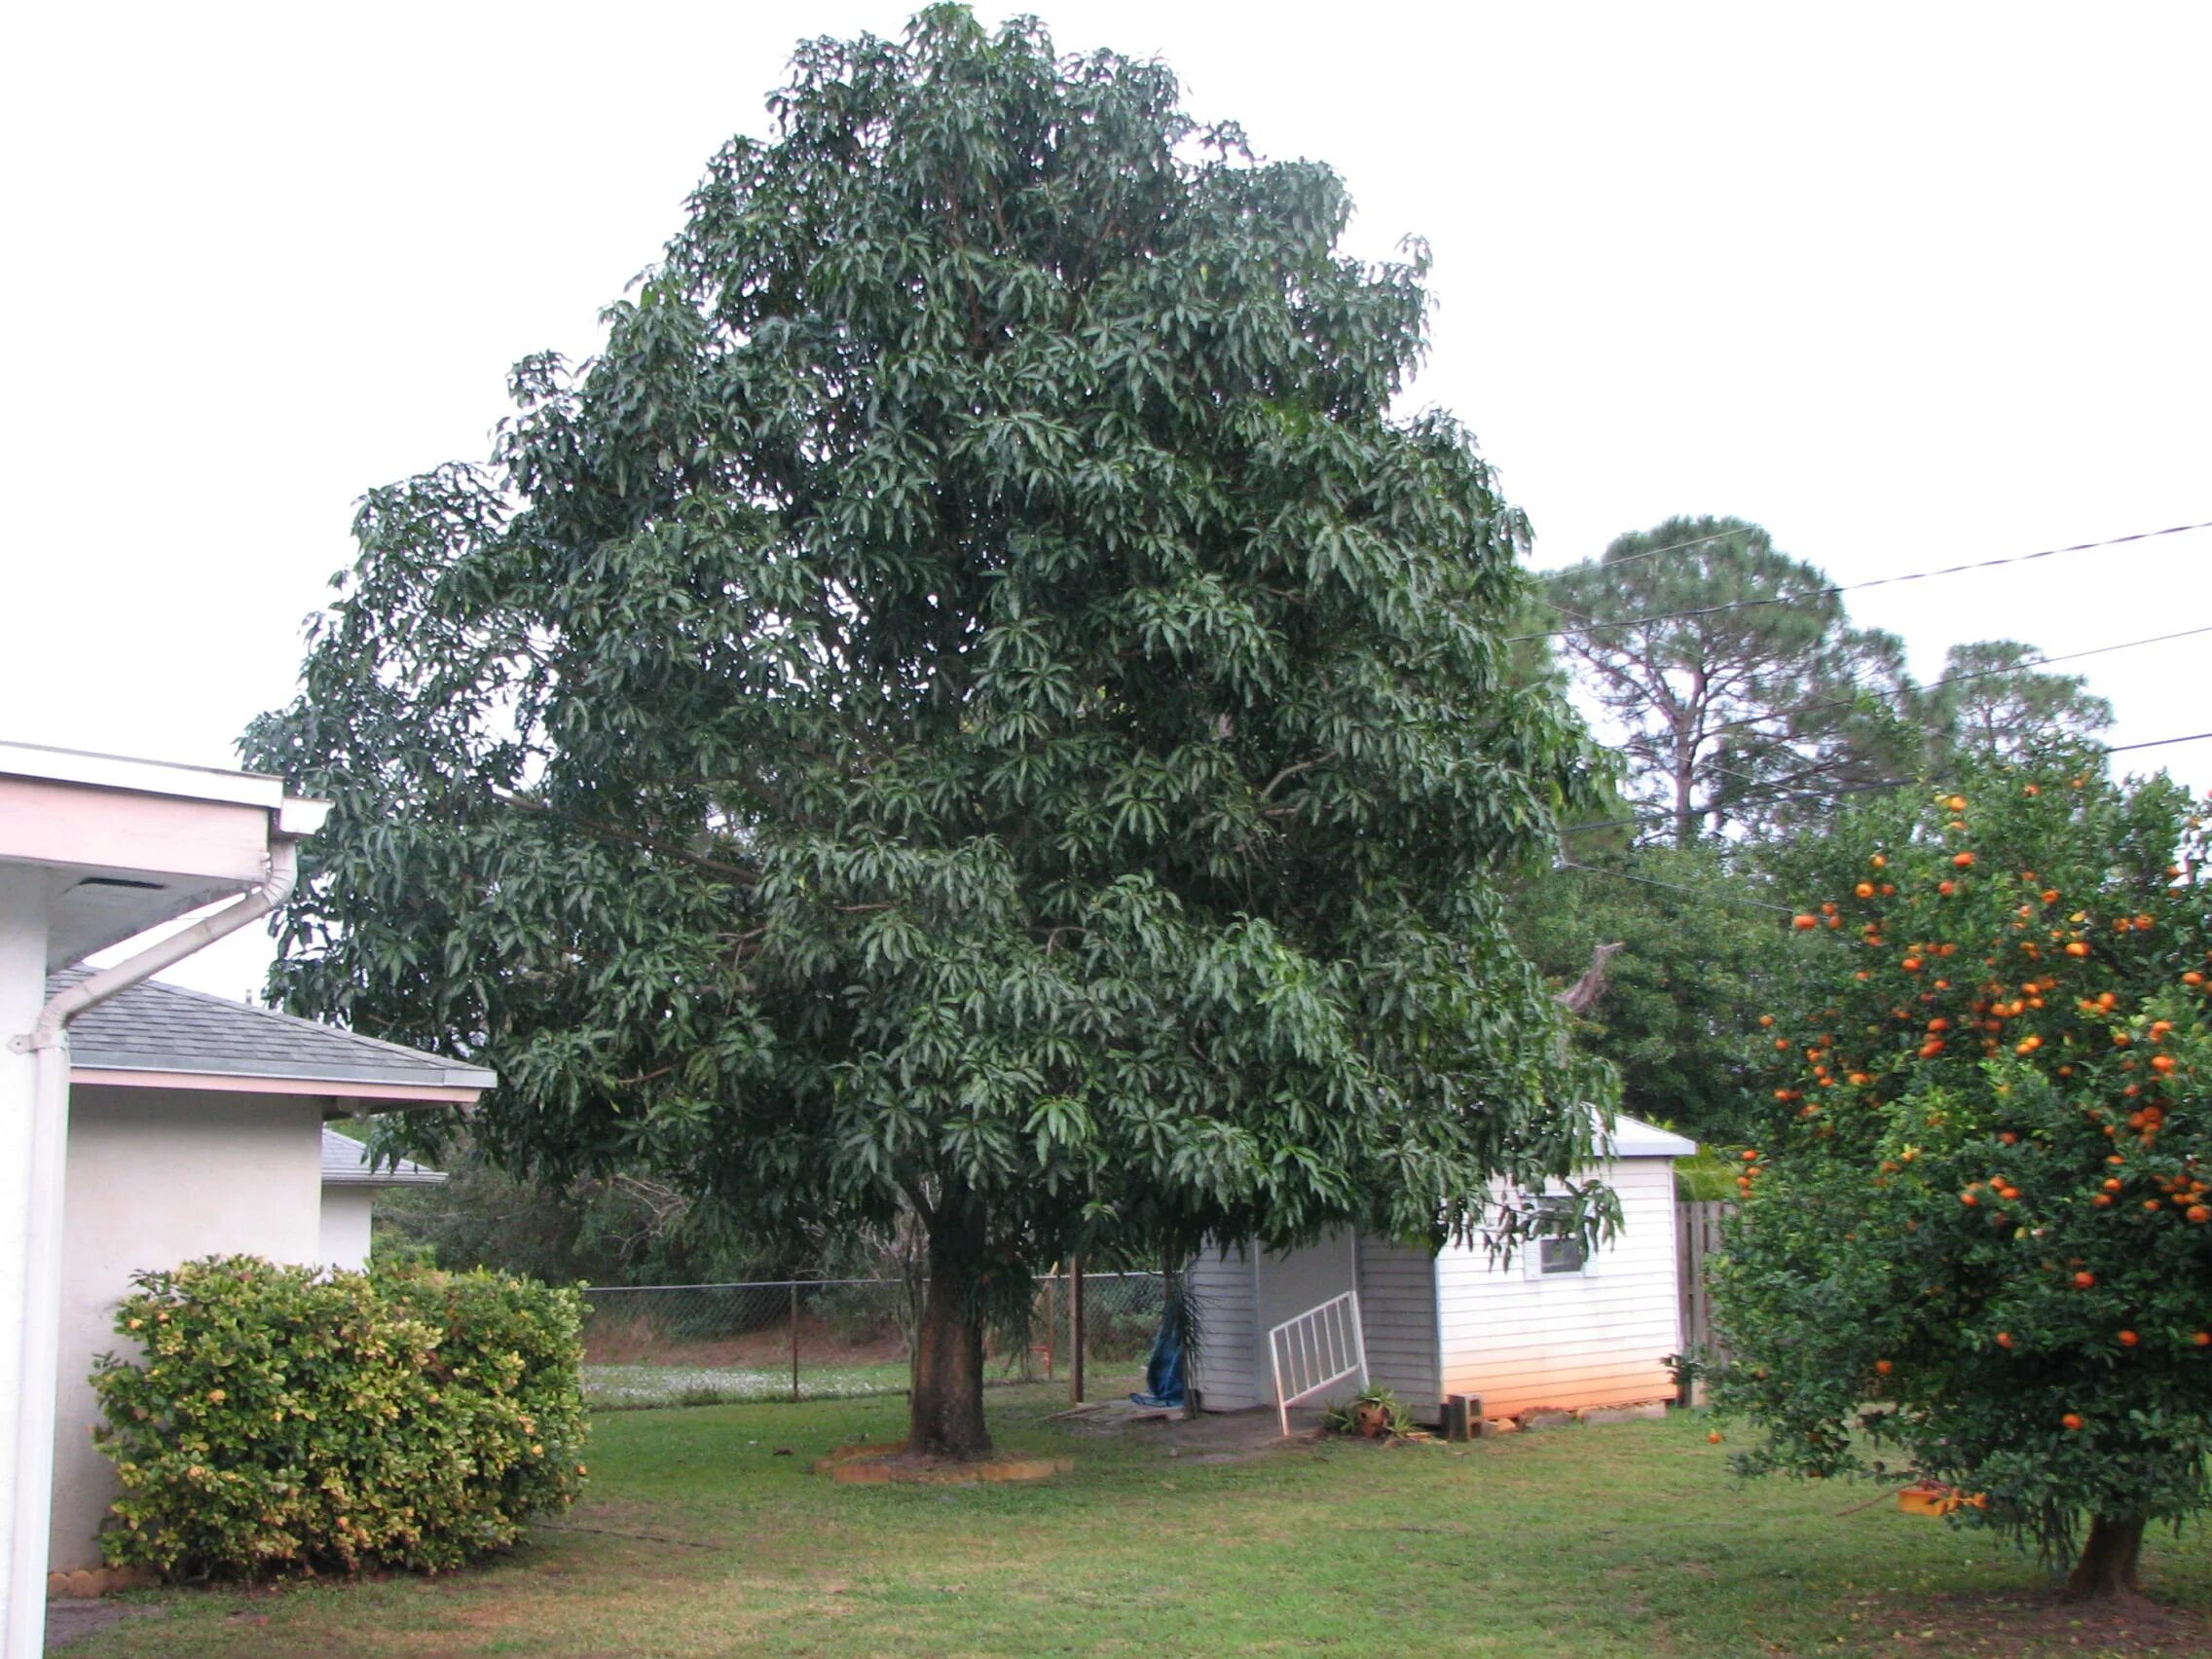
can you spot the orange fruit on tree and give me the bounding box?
[2062,1413,2085,1431]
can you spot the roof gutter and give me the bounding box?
[5,836,301,1649]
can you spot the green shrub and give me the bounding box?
[90,1255,588,1579]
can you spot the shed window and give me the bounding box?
[1526,1195,1596,1280]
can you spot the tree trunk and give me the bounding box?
[2066,1515,2146,1601]
[907,1206,992,1459]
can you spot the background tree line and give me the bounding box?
[1509,514,2116,1148]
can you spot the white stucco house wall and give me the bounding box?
[1188,1114,1697,1425]
[2,740,333,1648]
[42,972,489,1575]
[319,1124,446,1271]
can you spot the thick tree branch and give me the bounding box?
[1556,940,1625,1016]
[498,791,760,885]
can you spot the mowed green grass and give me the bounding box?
[68,1386,2212,1658]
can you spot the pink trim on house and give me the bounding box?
[0,777,276,886]
[69,1068,481,1104]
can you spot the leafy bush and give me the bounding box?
[91,1255,588,1579]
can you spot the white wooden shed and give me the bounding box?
[1187,1114,1697,1424]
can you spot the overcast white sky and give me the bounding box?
[7,1,2208,999]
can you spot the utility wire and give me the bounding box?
[1704,621,2212,739]
[1514,520,2212,644]
[2109,729,2212,756]
[1563,729,2212,837]
[1539,524,1754,573]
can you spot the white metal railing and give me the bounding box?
[1266,1290,1369,1436]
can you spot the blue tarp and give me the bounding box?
[1128,1309,1186,1410]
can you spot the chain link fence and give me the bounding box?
[580,1270,1164,1411]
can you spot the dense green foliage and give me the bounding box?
[92,1257,587,1578]
[244,7,1609,1451]
[363,1125,819,1288]
[1506,844,1773,1144]
[1710,756,2212,1590]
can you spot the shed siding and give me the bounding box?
[1435,1159,1682,1419]
[1353,1235,1439,1412]
[1188,1235,1360,1412]
[1187,1246,1260,1410]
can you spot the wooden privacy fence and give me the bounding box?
[1676,1200,1733,1399]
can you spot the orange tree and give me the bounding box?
[1709,752,2212,1600]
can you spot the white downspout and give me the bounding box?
[3,838,299,1659]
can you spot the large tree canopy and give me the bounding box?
[1545,517,1921,847]
[246,7,1608,1455]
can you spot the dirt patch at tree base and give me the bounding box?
[1877,1588,2212,1655]
[813,1441,1071,1485]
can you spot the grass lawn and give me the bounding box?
[583,1360,917,1410]
[64,1385,2212,1658]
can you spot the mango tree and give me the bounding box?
[246,6,1609,1457]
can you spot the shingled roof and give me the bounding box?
[320,1124,446,1187]
[50,969,496,1096]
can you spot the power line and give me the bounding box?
[1515,520,2212,645]
[1562,728,2212,838]
[1706,621,2212,739]
[1540,524,1755,573]
[2109,729,2212,756]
